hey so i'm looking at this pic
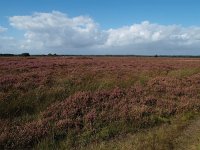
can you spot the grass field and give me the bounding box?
[0,56,200,149]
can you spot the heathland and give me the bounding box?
[0,56,200,149]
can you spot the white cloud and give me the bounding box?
[95,21,200,55]
[105,21,200,49]
[4,11,200,54]
[9,11,107,53]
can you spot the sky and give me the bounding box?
[0,0,200,55]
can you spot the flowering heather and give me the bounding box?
[0,57,200,149]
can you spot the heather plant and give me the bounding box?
[0,57,200,149]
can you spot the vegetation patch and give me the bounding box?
[0,57,200,149]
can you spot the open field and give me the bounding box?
[0,56,200,149]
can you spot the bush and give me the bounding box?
[20,53,30,57]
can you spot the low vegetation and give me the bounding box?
[0,57,200,149]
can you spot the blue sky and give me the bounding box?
[1,0,200,28]
[0,0,200,55]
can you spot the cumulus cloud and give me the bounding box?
[4,11,200,54]
[104,21,200,53]
[9,11,107,53]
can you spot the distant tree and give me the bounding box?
[0,54,15,56]
[154,54,158,57]
[48,53,53,56]
[53,53,57,56]
[21,53,30,57]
